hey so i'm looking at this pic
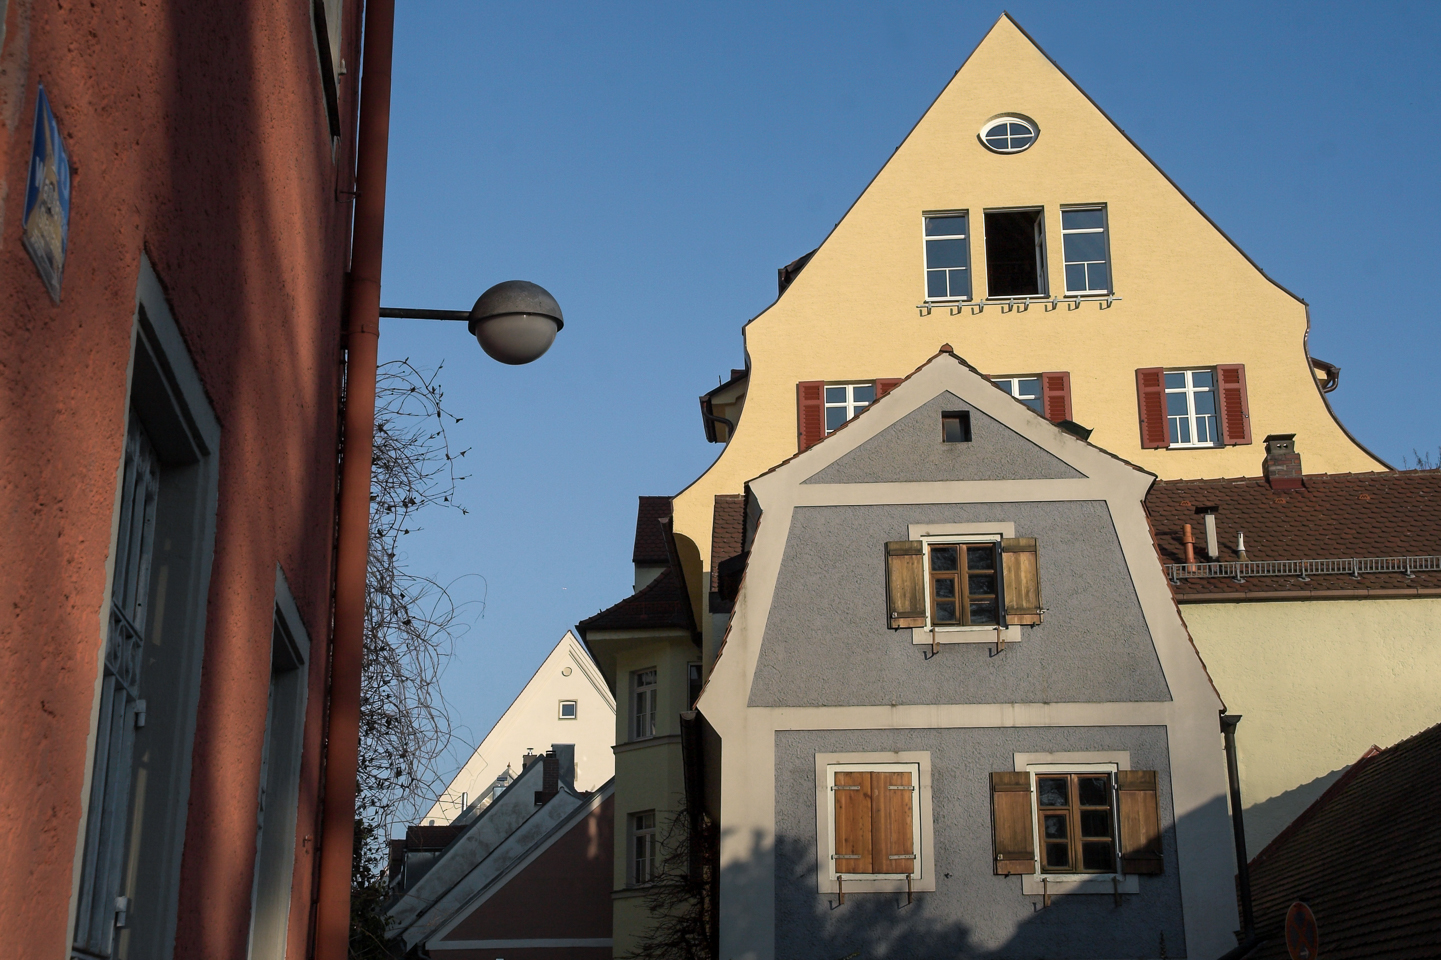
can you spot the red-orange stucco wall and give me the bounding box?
[0,0,362,957]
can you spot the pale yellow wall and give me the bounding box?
[672,16,1382,591]
[609,639,694,957]
[1185,598,1441,856]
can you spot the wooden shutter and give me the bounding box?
[1040,371,1072,423]
[885,541,926,629]
[833,771,872,873]
[875,771,916,874]
[1001,538,1041,625]
[1216,364,1252,445]
[874,378,903,399]
[1117,770,1164,875]
[1135,367,1168,449]
[797,381,825,452]
[990,772,1035,875]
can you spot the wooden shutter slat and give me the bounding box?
[834,771,872,873]
[797,380,825,452]
[874,377,903,399]
[1117,770,1164,875]
[1135,367,1169,449]
[1001,538,1041,625]
[873,771,915,873]
[990,771,1035,875]
[1040,371,1072,423]
[886,541,926,629]
[1216,363,1252,445]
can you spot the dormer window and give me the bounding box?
[941,411,972,443]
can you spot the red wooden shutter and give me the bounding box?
[797,381,825,452]
[874,771,916,874]
[1117,770,1164,875]
[1135,367,1168,449]
[874,378,903,399]
[1216,364,1252,445]
[1040,371,1072,423]
[833,771,872,873]
[990,772,1035,875]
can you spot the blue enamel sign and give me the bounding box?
[22,84,72,303]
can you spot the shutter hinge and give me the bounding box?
[115,895,131,928]
[831,854,861,860]
[831,785,860,791]
[134,700,147,729]
[887,784,916,790]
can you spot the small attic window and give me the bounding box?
[942,411,972,443]
[980,115,1038,153]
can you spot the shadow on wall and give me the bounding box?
[1242,765,1350,859]
[723,803,1234,960]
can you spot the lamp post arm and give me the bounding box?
[378,307,472,321]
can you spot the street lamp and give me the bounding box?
[379,279,565,365]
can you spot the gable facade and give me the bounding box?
[696,351,1238,960]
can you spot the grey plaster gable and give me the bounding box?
[748,502,1169,707]
[804,391,1084,485]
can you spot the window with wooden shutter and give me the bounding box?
[831,769,917,876]
[990,772,1036,875]
[1135,367,1168,449]
[1117,770,1164,874]
[797,381,825,452]
[832,771,872,873]
[885,541,926,629]
[1000,538,1041,625]
[1215,363,1252,446]
[874,377,903,399]
[1040,371,1072,424]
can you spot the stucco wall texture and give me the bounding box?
[805,392,1084,485]
[0,1,360,958]
[749,502,1170,707]
[774,726,1184,959]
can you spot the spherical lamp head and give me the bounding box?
[467,280,564,365]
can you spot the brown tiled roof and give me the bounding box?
[710,494,745,592]
[1244,722,1441,959]
[1146,472,1441,598]
[632,496,672,565]
[577,566,693,634]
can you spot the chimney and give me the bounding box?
[1195,506,1219,561]
[1263,434,1304,490]
[521,748,539,770]
[534,750,561,806]
[551,743,576,791]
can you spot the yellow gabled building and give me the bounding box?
[585,14,1390,956]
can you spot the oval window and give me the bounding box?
[979,115,1038,154]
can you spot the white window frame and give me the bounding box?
[1060,205,1111,295]
[1014,753,1139,896]
[629,810,657,886]
[905,522,1024,646]
[630,668,657,741]
[558,699,578,720]
[823,382,875,434]
[71,257,221,960]
[922,212,972,302]
[991,376,1044,415]
[813,751,934,894]
[979,115,1039,154]
[1164,368,1222,449]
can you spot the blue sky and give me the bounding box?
[379,2,1441,799]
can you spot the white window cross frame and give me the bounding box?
[823,382,875,434]
[1164,368,1221,449]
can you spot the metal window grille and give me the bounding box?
[74,420,159,960]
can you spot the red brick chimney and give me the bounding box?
[1263,434,1304,490]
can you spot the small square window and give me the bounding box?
[941,411,972,443]
[558,700,578,720]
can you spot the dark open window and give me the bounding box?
[985,208,1047,297]
[941,411,972,443]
